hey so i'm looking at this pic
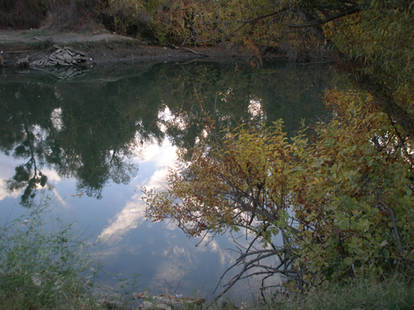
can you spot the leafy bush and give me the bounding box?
[295,90,414,286]
[144,89,414,292]
[0,207,99,309]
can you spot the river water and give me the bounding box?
[0,61,333,299]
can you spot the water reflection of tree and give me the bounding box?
[152,62,331,157]
[0,81,58,206]
[0,62,331,206]
[0,80,147,204]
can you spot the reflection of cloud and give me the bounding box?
[165,220,179,231]
[140,138,178,167]
[196,234,232,266]
[50,187,68,207]
[146,167,169,190]
[153,261,187,286]
[152,246,193,287]
[42,169,61,183]
[248,99,264,118]
[157,106,187,134]
[0,179,20,201]
[99,136,179,243]
[51,108,63,131]
[98,194,146,243]
[98,164,173,243]
[0,154,19,179]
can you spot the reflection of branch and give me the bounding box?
[214,248,279,300]
[109,149,120,165]
[195,230,213,247]
[213,223,298,301]
[23,120,38,175]
[7,121,44,206]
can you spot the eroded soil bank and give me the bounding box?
[0,29,290,67]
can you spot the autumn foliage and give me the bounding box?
[295,90,414,285]
[144,89,414,290]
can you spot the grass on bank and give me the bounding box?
[252,276,414,310]
[0,207,104,310]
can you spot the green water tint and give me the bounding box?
[0,61,335,298]
[0,61,331,206]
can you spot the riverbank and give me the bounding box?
[0,29,292,68]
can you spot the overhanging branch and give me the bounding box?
[230,8,289,36]
[289,7,360,28]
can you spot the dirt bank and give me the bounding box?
[0,29,275,67]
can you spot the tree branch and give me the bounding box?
[289,7,360,28]
[230,8,289,36]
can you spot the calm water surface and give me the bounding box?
[0,61,333,298]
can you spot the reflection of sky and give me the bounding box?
[248,98,264,119]
[0,62,333,301]
[0,133,238,298]
[92,134,241,296]
[98,136,177,243]
[0,152,64,204]
[51,107,64,131]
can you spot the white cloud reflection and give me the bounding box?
[139,138,178,167]
[196,234,233,266]
[151,246,192,287]
[42,168,61,183]
[98,194,146,243]
[248,99,265,119]
[50,187,68,207]
[0,179,20,201]
[51,108,63,131]
[98,136,178,243]
[157,106,187,134]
